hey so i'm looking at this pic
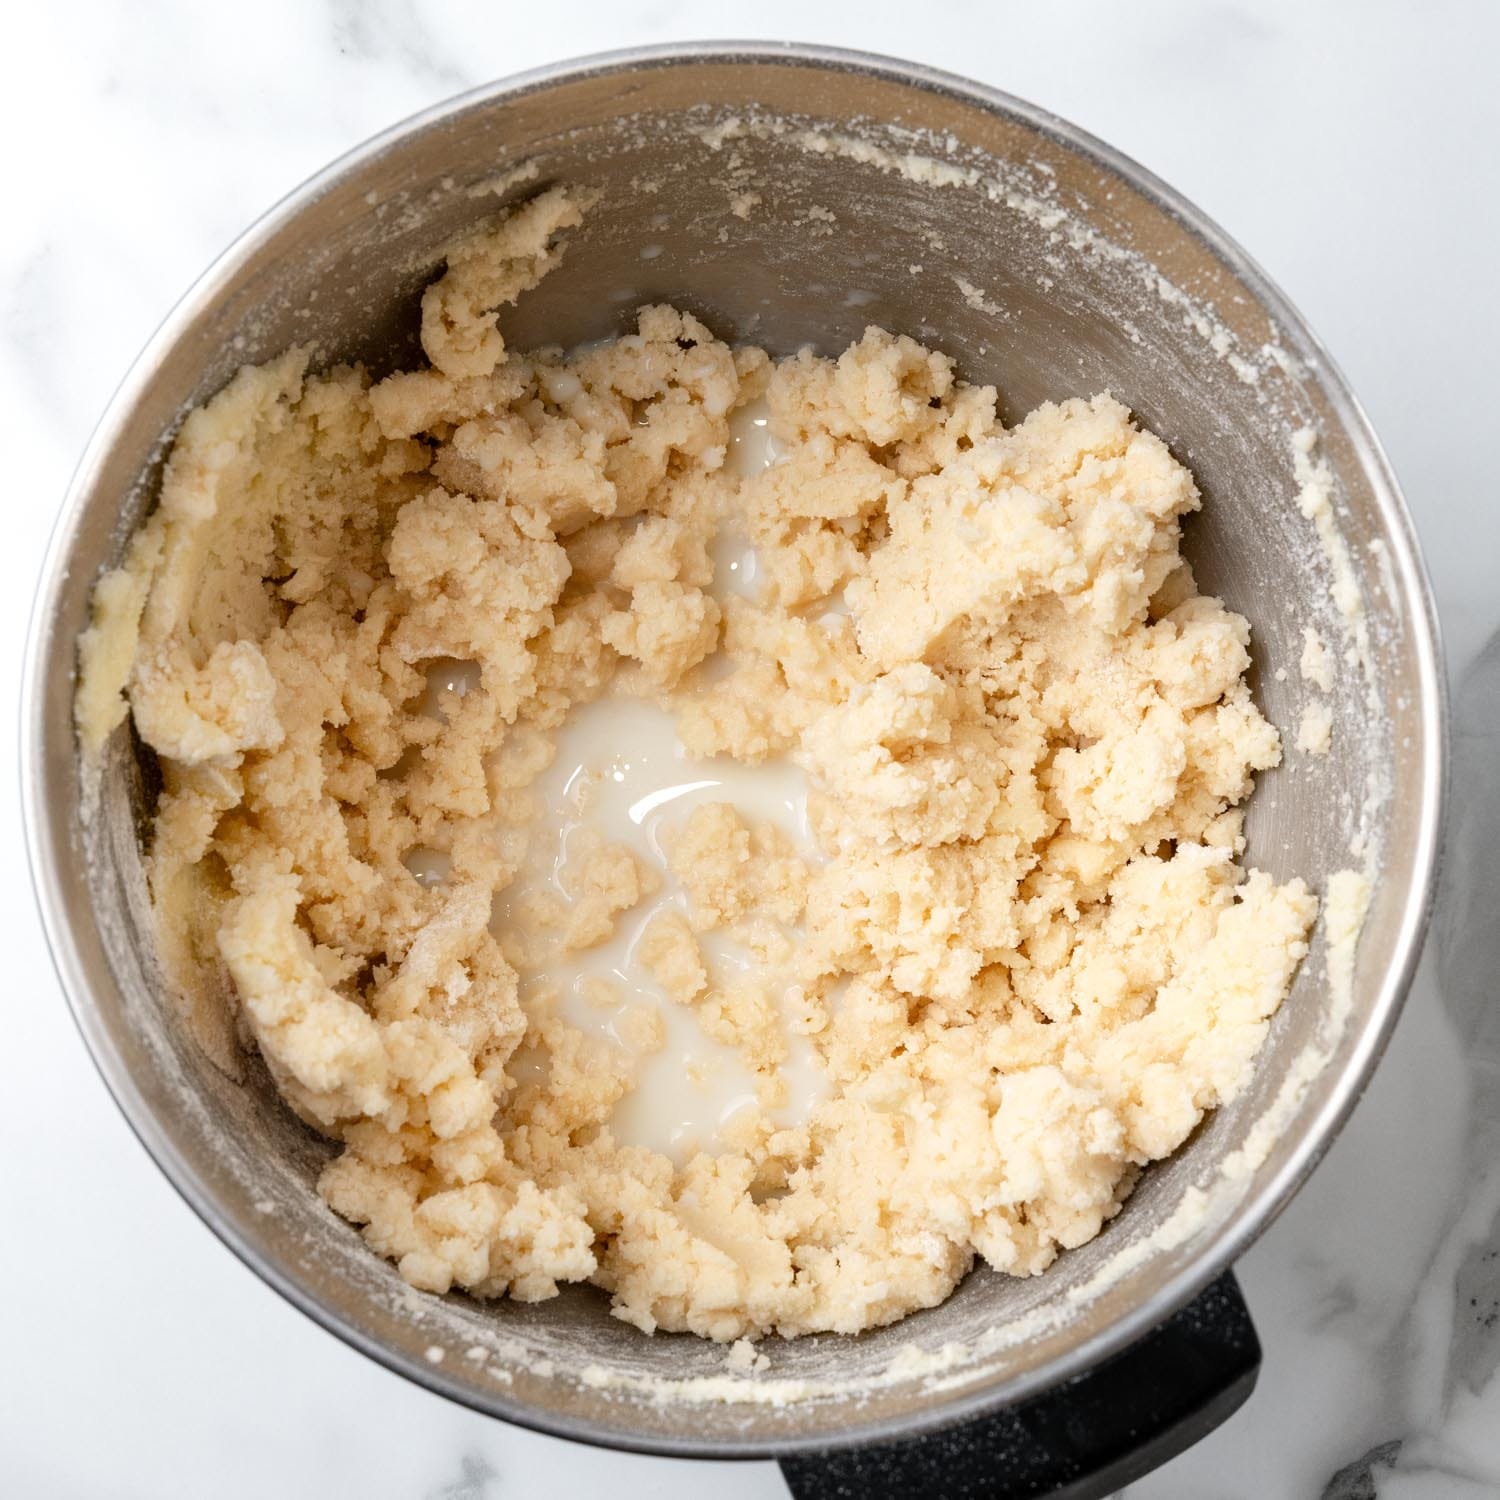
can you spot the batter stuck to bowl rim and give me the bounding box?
[76,186,1317,1343]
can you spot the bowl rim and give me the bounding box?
[21,39,1449,1460]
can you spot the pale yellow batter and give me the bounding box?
[77,187,1315,1341]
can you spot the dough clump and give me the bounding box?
[78,189,1315,1341]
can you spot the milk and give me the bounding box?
[717,397,850,626]
[416,656,483,717]
[723,395,782,479]
[709,397,781,606]
[494,697,825,1161]
[484,402,825,1160]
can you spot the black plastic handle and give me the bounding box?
[778,1270,1259,1500]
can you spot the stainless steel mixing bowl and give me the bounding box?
[23,40,1444,1477]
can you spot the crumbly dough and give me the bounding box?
[1300,626,1334,693]
[78,188,1316,1342]
[1297,700,1334,756]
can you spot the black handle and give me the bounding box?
[778,1270,1259,1500]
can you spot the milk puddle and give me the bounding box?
[475,403,829,1159]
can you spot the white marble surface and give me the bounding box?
[4,3,1498,1495]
